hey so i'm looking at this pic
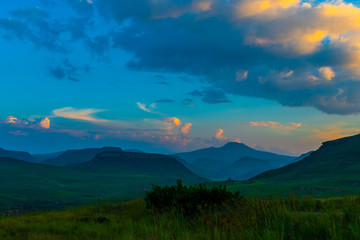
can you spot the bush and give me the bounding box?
[145,179,242,217]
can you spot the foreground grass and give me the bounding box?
[2,195,360,239]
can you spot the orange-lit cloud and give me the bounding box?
[6,116,18,123]
[52,107,108,123]
[181,123,192,136]
[310,124,360,141]
[236,70,248,81]
[164,117,182,126]
[319,67,335,81]
[244,121,302,130]
[40,117,50,129]
[4,116,28,126]
[214,128,228,141]
[193,1,213,11]
[236,0,300,18]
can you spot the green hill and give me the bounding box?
[253,134,360,182]
[211,134,360,197]
[0,154,207,212]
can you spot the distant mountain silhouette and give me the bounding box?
[175,142,296,180]
[252,134,360,183]
[0,148,37,163]
[33,152,64,162]
[43,147,123,166]
[75,151,206,179]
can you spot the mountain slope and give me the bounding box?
[33,152,64,162]
[252,134,360,182]
[0,154,207,211]
[220,156,276,180]
[74,151,206,178]
[175,142,296,180]
[0,148,37,163]
[43,147,123,166]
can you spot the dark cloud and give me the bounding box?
[155,81,169,85]
[48,59,79,82]
[182,98,194,106]
[95,0,360,115]
[0,8,66,52]
[85,35,110,57]
[156,99,174,103]
[188,88,231,105]
[188,90,203,97]
[66,0,94,16]
[3,1,360,114]
[0,5,110,57]
[200,88,231,105]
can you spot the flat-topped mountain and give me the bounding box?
[0,148,37,163]
[75,151,206,179]
[43,147,123,166]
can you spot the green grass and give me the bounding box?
[0,158,207,212]
[2,196,360,239]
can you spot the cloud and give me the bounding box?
[136,102,156,113]
[214,128,228,141]
[99,0,360,114]
[52,107,108,122]
[180,122,192,136]
[310,123,360,141]
[156,99,174,103]
[3,116,28,126]
[0,4,110,59]
[319,67,335,81]
[48,58,80,82]
[40,117,50,129]
[189,88,231,104]
[188,90,203,97]
[236,70,248,81]
[163,117,182,127]
[244,121,302,130]
[6,116,18,124]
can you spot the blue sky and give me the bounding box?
[1,0,360,155]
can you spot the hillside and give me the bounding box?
[174,142,296,180]
[0,154,207,212]
[220,156,276,180]
[42,147,123,166]
[75,152,202,178]
[32,152,64,162]
[0,148,37,163]
[252,134,360,182]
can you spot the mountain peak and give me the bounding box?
[101,146,123,151]
[222,142,249,149]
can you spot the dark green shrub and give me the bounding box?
[145,179,242,217]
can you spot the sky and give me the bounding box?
[1,0,360,155]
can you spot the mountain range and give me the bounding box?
[215,134,360,197]
[4,133,360,210]
[42,147,124,166]
[174,142,297,180]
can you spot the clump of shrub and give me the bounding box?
[145,179,242,217]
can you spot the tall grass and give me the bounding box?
[1,195,360,239]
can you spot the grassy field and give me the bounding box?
[2,195,360,239]
[0,157,206,213]
[206,179,360,199]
